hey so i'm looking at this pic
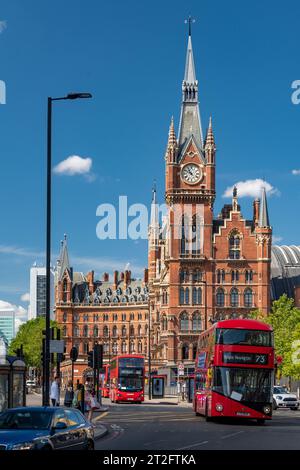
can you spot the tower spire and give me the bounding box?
[178,18,203,156]
[58,234,70,280]
[259,187,270,227]
[205,116,215,148]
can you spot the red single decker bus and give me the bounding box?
[194,319,274,424]
[100,364,110,398]
[109,355,145,403]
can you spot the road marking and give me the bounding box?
[221,431,244,440]
[177,440,209,450]
[94,411,108,422]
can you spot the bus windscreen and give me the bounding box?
[216,329,273,347]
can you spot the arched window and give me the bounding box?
[245,270,253,283]
[62,312,67,322]
[230,288,239,307]
[121,341,127,353]
[185,287,190,305]
[192,313,202,331]
[63,279,68,302]
[192,287,202,305]
[162,316,168,331]
[229,232,241,259]
[83,342,89,354]
[244,288,253,308]
[130,325,135,337]
[112,342,118,354]
[179,287,185,304]
[182,344,189,360]
[137,325,142,336]
[122,325,126,337]
[192,214,201,255]
[130,340,135,353]
[93,326,98,338]
[193,270,202,282]
[112,326,118,337]
[103,325,109,338]
[73,325,79,337]
[231,270,239,283]
[193,344,197,360]
[180,312,189,331]
[216,288,225,307]
[138,341,142,353]
[103,343,109,354]
[83,325,88,337]
[62,325,67,337]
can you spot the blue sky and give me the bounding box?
[0,0,299,314]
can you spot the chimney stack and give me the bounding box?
[124,270,131,288]
[87,271,95,294]
[253,198,260,227]
[103,272,109,282]
[143,268,149,284]
[113,270,119,289]
[120,272,124,281]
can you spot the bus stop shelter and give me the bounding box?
[0,355,26,412]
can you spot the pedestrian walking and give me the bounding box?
[50,376,60,406]
[72,383,83,412]
[64,380,74,407]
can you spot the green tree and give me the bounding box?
[251,294,300,379]
[9,317,60,370]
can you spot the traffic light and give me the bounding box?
[70,346,78,362]
[87,350,94,368]
[94,344,103,370]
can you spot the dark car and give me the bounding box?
[0,407,94,450]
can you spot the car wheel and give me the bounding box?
[272,399,277,410]
[86,439,94,450]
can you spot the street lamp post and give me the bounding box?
[43,92,92,406]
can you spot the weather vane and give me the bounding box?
[184,16,196,36]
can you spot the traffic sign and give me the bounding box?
[50,340,64,354]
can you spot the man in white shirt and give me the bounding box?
[50,376,60,406]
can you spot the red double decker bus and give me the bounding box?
[194,319,274,424]
[109,355,145,403]
[100,364,110,398]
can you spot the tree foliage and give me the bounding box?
[9,317,60,370]
[251,294,300,379]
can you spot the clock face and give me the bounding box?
[181,163,202,184]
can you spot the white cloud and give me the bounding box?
[53,155,93,177]
[223,179,279,199]
[0,21,6,33]
[20,292,30,302]
[292,169,300,175]
[272,236,283,243]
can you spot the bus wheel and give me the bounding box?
[256,419,265,425]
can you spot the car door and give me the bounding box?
[64,408,86,449]
[50,410,71,450]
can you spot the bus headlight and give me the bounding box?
[263,405,271,415]
[216,403,223,412]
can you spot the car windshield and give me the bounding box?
[213,367,273,403]
[0,411,52,430]
[216,328,273,347]
[274,386,288,394]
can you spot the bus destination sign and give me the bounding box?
[223,352,268,365]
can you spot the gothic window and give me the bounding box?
[162,290,168,305]
[83,342,89,354]
[73,313,79,322]
[73,325,79,337]
[103,325,109,338]
[185,287,190,305]
[122,313,126,321]
[245,270,253,283]
[138,325,142,336]
[83,325,88,337]
[162,316,168,331]
[103,343,109,354]
[231,270,239,283]
[192,214,201,255]
[113,313,118,322]
[112,342,118,354]
[130,340,135,354]
[103,313,109,321]
[230,288,239,307]
[122,325,127,337]
[244,288,253,308]
[216,288,225,307]
[138,341,142,353]
[130,325,135,337]
[130,313,134,321]
[192,313,202,331]
[121,341,127,353]
[180,312,189,331]
[229,232,241,259]
[193,344,197,360]
[112,326,118,337]
[182,344,189,360]
[93,326,98,338]
[192,287,202,305]
[62,325,67,337]
[63,279,68,302]
[62,312,67,322]
[193,270,202,282]
[83,314,88,322]
[145,324,148,335]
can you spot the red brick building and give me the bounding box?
[148,30,272,381]
[55,237,149,386]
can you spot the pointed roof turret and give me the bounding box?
[150,182,159,227]
[178,19,203,157]
[259,187,270,227]
[205,116,215,147]
[165,116,178,161]
[59,234,70,280]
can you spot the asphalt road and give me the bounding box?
[95,401,300,450]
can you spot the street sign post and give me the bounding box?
[50,340,65,354]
